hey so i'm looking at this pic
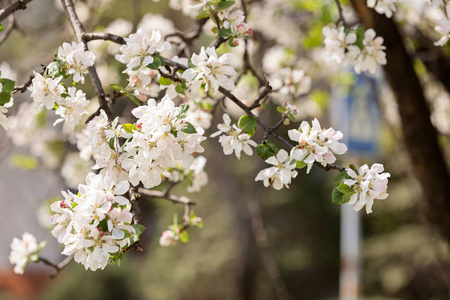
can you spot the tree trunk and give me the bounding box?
[350,0,450,240]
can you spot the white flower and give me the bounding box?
[115,28,171,73]
[54,87,90,131]
[182,47,236,95]
[255,149,298,190]
[211,114,257,159]
[354,29,387,74]
[9,233,46,275]
[58,42,95,83]
[367,0,397,18]
[29,72,65,110]
[159,230,177,246]
[289,118,347,174]
[322,24,361,66]
[270,68,311,96]
[434,19,450,46]
[187,156,209,192]
[342,163,390,214]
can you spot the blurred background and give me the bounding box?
[1,0,450,299]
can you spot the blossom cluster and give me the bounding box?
[83,95,206,189]
[322,25,387,74]
[50,172,136,271]
[9,233,46,274]
[30,72,89,131]
[115,28,171,101]
[57,42,96,84]
[342,164,390,214]
[182,47,236,96]
[288,118,348,174]
[210,114,257,159]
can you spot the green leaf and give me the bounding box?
[195,9,210,19]
[179,230,189,243]
[333,170,350,183]
[211,27,218,34]
[177,104,190,118]
[108,251,124,265]
[218,0,235,9]
[0,92,11,106]
[228,37,236,47]
[277,106,287,113]
[337,182,354,194]
[147,55,165,70]
[132,224,146,236]
[296,160,307,169]
[256,143,278,161]
[349,164,358,174]
[107,83,124,92]
[0,78,15,93]
[127,94,141,106]
[159,77,173,86]
[331,186,346,204]
[182,122,197,134]
[123,123,137,133]
[219,28,232,38]
[237,115,257,136]
[354,26,365,50]
[287,113,297,123]
[175,84,185,95]
[188,59,196,68]
[108,138,115,151]
[0,24,3,33]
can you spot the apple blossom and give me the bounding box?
[255,149,298,190]
[9,233,46,275]
[57,42,96,84]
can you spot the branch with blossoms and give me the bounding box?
[3,0,395,276]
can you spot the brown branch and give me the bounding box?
[60,0,112,120]
[138,187,196,205]
[0,0,33,23]
[248,76,273,110]
[84,32,126,44]
[129,187,141,224]
[39,254,73,278]
[334,0,348,27]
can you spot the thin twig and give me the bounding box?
[334,0,347,27]
[138,187,196,205]
[0,0,33,23]
[39,254,73,278]
[60,0,112,120]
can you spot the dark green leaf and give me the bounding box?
[333,170,350,183]
[256,142,278,161]
[331,186,346,204]
[132,224,146,236]
[349,164,358,174]
[188,59,196,68]
[182,122,197,134]
[147,55,165,70]
[0,92,11,106]
[228,37,236,47]
[219,28,232,38]
[108,138,115,151]
[175,84,185,95]
[211,27,218,34]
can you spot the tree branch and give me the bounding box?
[39,254,73,278]
[0,0,33,23]
[60,0,112,120]
[138,187,196,206]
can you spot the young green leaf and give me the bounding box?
[331,186,347,204]
[219,28,232,38]
[159,77,173,86]
[237,115,257,136]
[123,123,137,134]
[218,0,235,10]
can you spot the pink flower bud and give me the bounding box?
[159,230,176,247]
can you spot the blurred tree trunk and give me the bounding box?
[350,0,450,241]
